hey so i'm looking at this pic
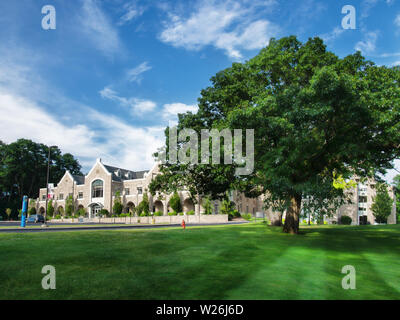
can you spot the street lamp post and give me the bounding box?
[43,145,57,227]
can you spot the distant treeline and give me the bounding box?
[0,139,82,219]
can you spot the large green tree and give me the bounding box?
[153,36,400,234]
[0,139,82,219]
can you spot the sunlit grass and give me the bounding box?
[0,223,399,300]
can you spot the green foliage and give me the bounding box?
[154,211,163,216]
[65,195,74,216]
[99,209,109,217]
[169,191,182,213]
[232,210,241,218]
[168,211,178,216]
[241,213,252,221]
[340,216,352,225]
[28,207,37,215]
[137,192,150,216]
[187,210,195,215]
[113,192,123,216]
[202,197,213,215]
[220,195,235,216]
[55,214,61,220]
[47,199,55,217]
[332,172,357,190]
[0,140,82,219]
[77,208,86,216]
[371,184,393,224]
[150,36,400,234]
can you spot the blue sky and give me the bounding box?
[0,0,399,181]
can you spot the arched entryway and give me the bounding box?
[153,200,164,213]
[88,203,104,218]
[39,207,45,214]
[57,206,64,216]
[183,198,194,213]
[126,202,135,214]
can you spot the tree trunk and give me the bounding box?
[283,194,302,234]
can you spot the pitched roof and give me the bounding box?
[103,164,149,182]
[72,175,85,185]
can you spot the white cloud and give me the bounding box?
[321,27,345,43]
[0,42,162,172]
[162,103,198,126]
[84,109,164,171]
[80,0,121,57]
[0,87,164,172]
[355,31,379,54]
[0,91,99,164]
[99,87,156,115]
[159,0,278,59]
[395,14,400,27]
[127,62,152,83]
[118,1,145,26]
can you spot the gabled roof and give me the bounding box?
[103,164,149,182]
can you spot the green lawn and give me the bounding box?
[1,223,400,300]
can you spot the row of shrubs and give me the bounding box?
[49,210,199,218]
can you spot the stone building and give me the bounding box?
[32,159,396,225]
[335,178,396,225]
[33,158,262,218]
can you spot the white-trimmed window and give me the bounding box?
[92,180,104,198]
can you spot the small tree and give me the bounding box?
[113,191,123,216]
[137,192,150,216]
[47,199,55,217]
[99,209,109,217]
[65,195,74,217]
[169,191,182,213]
[5,208,12,221]
[202,197,212,215]
[371,184,393,224]
[220,194,235,215]
[77,208,86,216]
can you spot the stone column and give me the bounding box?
[195,194,201,216]
[163,200,168,216]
